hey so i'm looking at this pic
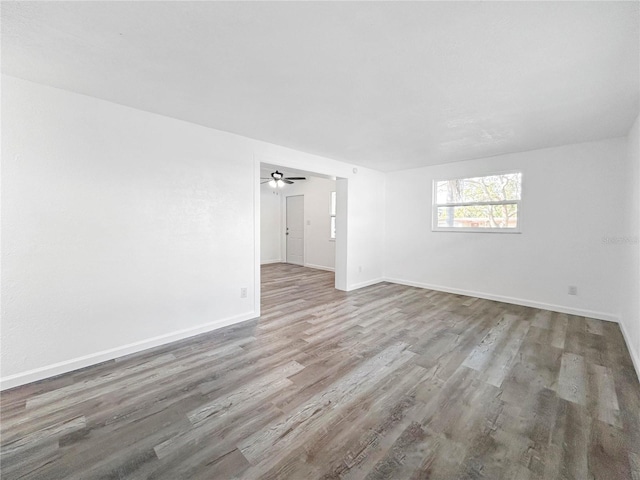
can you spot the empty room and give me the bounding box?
[1,1,639,479]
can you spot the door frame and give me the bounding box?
[255,155,349,318]
[285,194,304,266]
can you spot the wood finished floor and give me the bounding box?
[2,263,639,479]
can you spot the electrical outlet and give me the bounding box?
[240,287,247,298]
[568,285,577,296]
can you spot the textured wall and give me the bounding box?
[620,114,640,374]
[384,138,628,321]
[260,186,282,264]
[1,76,257,383]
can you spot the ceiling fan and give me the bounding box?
[261,170,306,188]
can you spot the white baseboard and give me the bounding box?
[260,259,282,265]
[0,311,257,391]
[618,319,640,381]
[384,277,619,323]
[305,263,335,272]
[348,278,385,291]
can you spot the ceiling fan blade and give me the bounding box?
[261,180,271,184]
[282,179,294,184]
[284,177,306,180]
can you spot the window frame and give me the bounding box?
[330,191,337,240]
[432,170,523,234]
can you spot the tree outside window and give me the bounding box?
[433,173,522,231]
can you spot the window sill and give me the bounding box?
[432,228,522,234]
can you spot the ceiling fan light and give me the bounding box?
[269,179,277,188]
[277,180,285,188]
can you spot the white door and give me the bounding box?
[286,195,304,265]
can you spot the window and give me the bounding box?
[330,191,336,239]
[433,172,522,232]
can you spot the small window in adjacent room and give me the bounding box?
[433,172,522,232]
[330,191,337,239]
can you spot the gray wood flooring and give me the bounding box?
[2,263,639,479]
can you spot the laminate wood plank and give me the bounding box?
[238,342,415,466]
[567,329,607,367]
[549,312,569,350]
[603,321,637,370]
[587,363,621,428]
[362,421,437,480]
[412,366,483,436]
[33,398,198,479]
[273,336,397,415]
[431,307,504,382]
[12,352,216,428]
[480,318,530,387]
[133,406,282,480]
[248,362,428,480]
[629,452,640,480]
[303,364,431,476]
[501,337,562,403]
[367,368,502,479]
[2,354,173,431]
[589,419,633,479]
[122,405,272,480]
[1,263,639,479]
[188,360,304,426]
[462,313,519,371]
[0,440,60,480]
[196,338,306,396]
[557,352,587,406]
[155,382,298,460]
[411,330,459,367]
[586,317,605,336]
[426,372,503,444]
[518,387,560,477]
[613,365,640,457]
[461,295,481,307]
[531,309,552,329]
[547,398,591,480]
[1,416,86,457]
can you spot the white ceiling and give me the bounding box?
[2,1,639,171]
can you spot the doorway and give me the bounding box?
[257,160,347,298]
[286,195,304,265]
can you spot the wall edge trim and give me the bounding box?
[619,319,640,382]
[347,278,385,291]
[304,263,335,272]
[0,311,257,391]
[384,277,619,323]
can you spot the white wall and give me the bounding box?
[1,76,386,388]
[346,167,385,289]
[385,138,627,321]
[620,114,640,375]
[1,75,256,386]
[277,176,336,271]
[260,186,282,264]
